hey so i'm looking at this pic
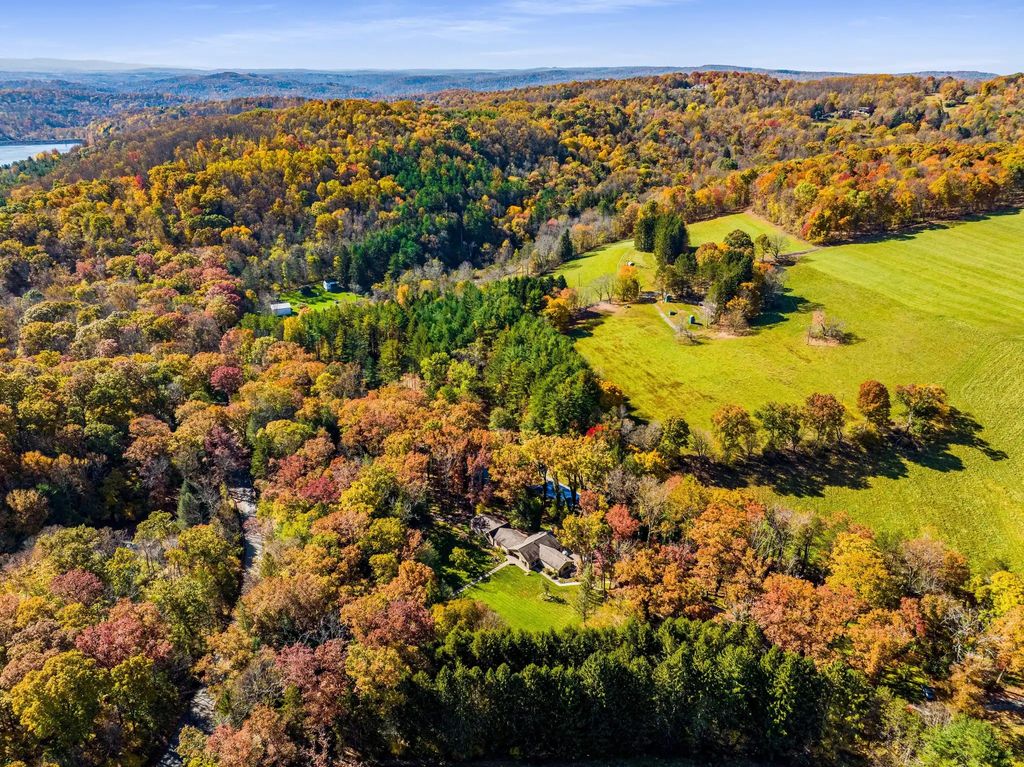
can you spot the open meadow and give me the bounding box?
[557,212,808,302]
[562,211,1024,568]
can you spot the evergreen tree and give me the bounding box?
[653,213,688,265]
[555,229,575,264]
[634,202,658,252]
[176,480,204,527]
[575,564,602,621]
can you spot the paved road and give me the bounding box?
[231,486,262,595]
[155,484,262,767]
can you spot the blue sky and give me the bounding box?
[4,0,1021,73]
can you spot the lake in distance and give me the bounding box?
[0,141,79,166]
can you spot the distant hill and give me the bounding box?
[686,64,999,81]
[0,61,1002,140]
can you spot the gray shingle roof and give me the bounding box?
[473,515,574,574]
[493,527,529,549]
[538,544,572,571]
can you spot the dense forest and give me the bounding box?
[0,70,1022,766]
[0,66,695,140]
[4,71,1021,297]
[0,64,995,140]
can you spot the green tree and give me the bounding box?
[658,416,691,461]
[653,213,688,265]
[168,524,240,602]
[38,526,105,576]
[107,547,145,598]
[147,574,223,657]
[723,228,755,254]
[555,229,574,263]
[420,352,451,396]
[633,202,658,252]
[918,716,1010,767]
[109,655,177,749]
[378,338,403,384]
[711,404,758,461]
[176,480,205,527]
[756,402,803,451]
[575,564,602,622]
[894,383,949,437]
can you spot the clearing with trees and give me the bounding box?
[566,210,1024,568]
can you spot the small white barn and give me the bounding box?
[270,302,293,317]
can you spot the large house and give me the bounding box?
[471,514,577,577]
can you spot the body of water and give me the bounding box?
[0,141,80,166]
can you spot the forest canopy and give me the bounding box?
[0,70,1022,767]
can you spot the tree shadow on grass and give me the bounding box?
[572,287,819,339]
[696,408,1007,499]
[837,208,1023,247]
[734,442,909,498]
[936,409,1009,462]
[751,288,815,329]
[569,311,607,341]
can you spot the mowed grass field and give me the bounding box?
[278,284,362,312]
[567,211,1024,568]
[683,211,811,253]
[557,240,656,301]
[557,213,809,302]
[464,566,580,631]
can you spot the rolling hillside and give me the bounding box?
[565,212,1024,567]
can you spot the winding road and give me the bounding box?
[155,484,263,767]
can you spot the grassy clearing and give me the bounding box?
[556,212,808,302]
[557,241,657,302]
[686,212,811,253]
[278,284,361,312]
[569,211,1024,568]
[464,565,580,632]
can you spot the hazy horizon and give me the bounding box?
[2,0,1020,73]
[0,58,1007,77]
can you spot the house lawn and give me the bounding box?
[428,521,503,592]
[278,284,362,312]
[464,565,581,632]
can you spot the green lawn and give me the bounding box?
[570,211,1024,569]
[278,284,361,312]
[464,565,581,632]
[686,212,811,253]
[556,212,808,302]
[557,240,657,301]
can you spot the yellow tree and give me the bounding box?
[826,532,898,608]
